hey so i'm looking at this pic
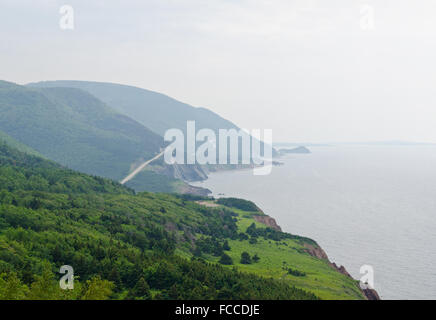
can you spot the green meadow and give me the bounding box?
[193,201,365,300]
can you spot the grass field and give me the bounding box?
[190,201,365,300]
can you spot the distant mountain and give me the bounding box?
[28,81,240,136]
[28,81,277,160]
[341,141,436,146]
[278,146,311,155]
[274,142,329,147]
[0,82,191,190]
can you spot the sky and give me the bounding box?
[1,0,436,143]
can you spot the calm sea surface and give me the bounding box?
[192,146,436,299]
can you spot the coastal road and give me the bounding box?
[120,151,164,185]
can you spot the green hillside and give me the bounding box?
[0,143,365,300]
[28,81,277,160]
[0,129,42,157]
[28,81,240,137]
[0,82,163,181]
[196,203,365,300]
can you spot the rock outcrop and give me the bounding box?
[253,215,282,231]
[303,243,329,260]
[178,183,211,196]
[362,288,381,300]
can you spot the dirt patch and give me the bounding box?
[303,243,329,260]
[196,201,220,208]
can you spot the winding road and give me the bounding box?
[120,151,164,185]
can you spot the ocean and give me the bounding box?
[192,146,436,299]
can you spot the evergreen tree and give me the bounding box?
[128,277,151,300]
[223,240,231,251]
[82,276,114,300]
[240,252,252,264]
[219,253,233,265]
[108,267,122,291]
[0,272,29,300]
[28,261,60,300]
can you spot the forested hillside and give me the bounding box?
[0,143,364,300]
[0,129,42,157]
[0,143,317,299]
[29,80,278,161]
[0,81,211,194]
[29,81,240,137]
[0,82,163,180]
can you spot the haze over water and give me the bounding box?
[193,146,436,299]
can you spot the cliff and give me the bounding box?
[254,213,381,300]
[253,215,282,231]
[304,243,381,300]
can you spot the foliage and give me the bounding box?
[82,276,114,300]
[0,272,29,299]
[28,81,242,140]
[240,252,252,265]
[217,198,260,212]
[218,253,233,265]
[223,240,231,251]
[0,82,165,187]
[0,144,317,300]
[125,170,180,193]
[287,268,306,277]
[246,222,317,245]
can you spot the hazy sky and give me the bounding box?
[1,0,436,143]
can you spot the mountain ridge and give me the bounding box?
[0,83,163,180]
[28,80,240,137]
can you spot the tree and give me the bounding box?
[252,254,260,263]
[238,233,249,241]
[0,272,29,300]
[28,197,41,210]
[287,268,306,277]
[82,276,114,300]
[223,240,231,251]
[193,246,202,257]
[217,287,233,299]
[27,261,60,300]
[219,253,233,265]
[128,277,151,300]
[108,266,122,291]
[240,252,252,264]
[246,223,257,236]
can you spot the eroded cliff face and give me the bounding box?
[177,183,211,196]
[303,243,329,260]
[253,215,282,231]
[160,163,209,181]
[362,288,381,300]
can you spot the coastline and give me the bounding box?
[190,167,381,300]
